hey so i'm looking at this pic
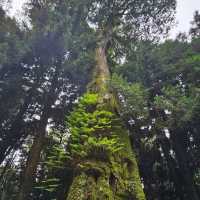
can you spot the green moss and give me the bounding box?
[66,173,93,200]
[87,76,109,94]
[66,92,146,200]
[67,93,124,161]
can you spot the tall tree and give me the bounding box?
[0,0,177,199]
[190,10,200,38]
[17,0,95,199]
[63,0,176,199]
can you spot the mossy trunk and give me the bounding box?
[66,38,146,200]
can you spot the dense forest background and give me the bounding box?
[0,0,200,199]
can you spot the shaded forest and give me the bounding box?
[0,0,200,199]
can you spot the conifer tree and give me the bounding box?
[62,0,176,199]
[0,0,178,199]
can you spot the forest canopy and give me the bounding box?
[0,0,200,200]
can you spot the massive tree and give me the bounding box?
[0,0,177,199]
[16,0,95,199]
[62,0,176,199]
[114,20,200,199]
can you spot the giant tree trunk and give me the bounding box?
[66,38,146,200]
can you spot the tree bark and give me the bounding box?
[66,37,146,200]
[159,136,185,199]
[17,66,60,200]
[171,130,199,200]
[0,94,31,164]
[18,129,46,200]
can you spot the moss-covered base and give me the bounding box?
[65,91,146,200]
[66,127,146,200]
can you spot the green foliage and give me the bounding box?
[113,41,158,85]
[33,130,73,199]
[34,93,126,197]
[154,85,200,127]
[35,178,60,193]
[190,10,200,38]
[110,13,200,199]
[67,93,123,162]
[111,73,148,122]
[87,0,176,40]
[0,10,28,66]
[1,0,200,199]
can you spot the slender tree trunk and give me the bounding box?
[0,96,30,164]
[171,130,199,200]
[17,66,60,200]
[18,126,46,200]
[160,136,185,199]
[66,37,146,200]
[0,84,39,164]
